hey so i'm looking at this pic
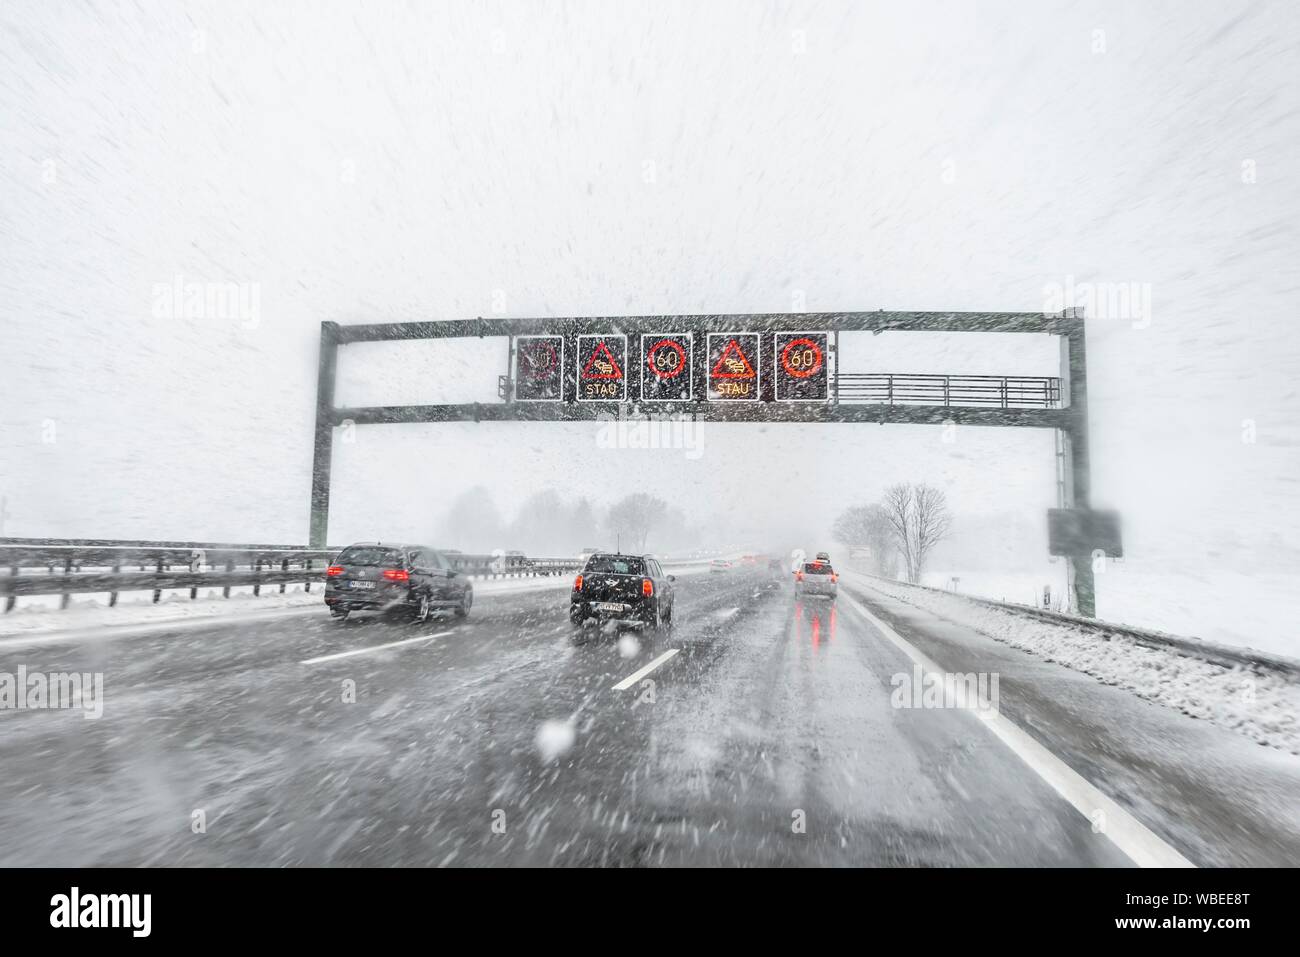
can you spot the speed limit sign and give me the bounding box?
[641,333,692,401]
[774,332,829,401]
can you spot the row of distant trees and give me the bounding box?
[832,483,952,584]
[438,487,690,557]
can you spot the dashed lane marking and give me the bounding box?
[612,649,680,691]
[301,631,455,665]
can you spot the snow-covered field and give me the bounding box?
[845,569,1300,754]
[917,565,1300,659]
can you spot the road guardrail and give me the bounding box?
[0,539,592,612]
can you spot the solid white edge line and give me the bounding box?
[612,648,680,691]
[839,588,1196,869]
[301,630,454,665]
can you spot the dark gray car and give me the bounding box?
[325,543,473,622]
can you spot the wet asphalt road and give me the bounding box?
[0,568,1296,866]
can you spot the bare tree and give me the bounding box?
[441,485,505,552]
[911,484,952,583]
[881,484,917,582]
[605,493,665,552]
[880,483,952,583]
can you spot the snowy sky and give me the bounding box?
[2,1,1298,644]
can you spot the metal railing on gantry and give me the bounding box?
[833,373,1061,408]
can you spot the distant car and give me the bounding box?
[814,551,831,563]
[325,543,473,622]
[710,558,732,573]
[795,560,838,599]
[570,553,675,630]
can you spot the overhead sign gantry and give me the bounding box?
[310,310,1114,615]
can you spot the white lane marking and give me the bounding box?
[301,631,454,665]
[839,590,1195,869]
[612,649,680,691]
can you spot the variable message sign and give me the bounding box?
[774,332,829,401]
[577,334,628,401]
[641,333,693,401]
[707,333,760,401]
[513,335,564,401]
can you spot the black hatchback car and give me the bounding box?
[325,543,472,622]
[570,553,675,630]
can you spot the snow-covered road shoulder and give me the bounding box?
[843,570,1300,754]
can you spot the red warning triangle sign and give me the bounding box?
[711,338,756,379]
[581,340,624,380]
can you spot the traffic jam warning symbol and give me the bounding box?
[641,334,692,401]
[577,334,628,401]
[513,335,563,401]
[774,332,829,401]
[707,333,759,401]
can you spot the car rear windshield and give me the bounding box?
[585,555,645,575]
[803,562,834,575]
[337,546,403,568]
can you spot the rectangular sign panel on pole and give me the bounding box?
[707,333,760,401]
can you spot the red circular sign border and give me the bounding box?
[780,337,824,379]
[646,338,688,380]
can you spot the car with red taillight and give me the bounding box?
[325,543,472,622]
[570,553,675,633]
[794,560,838,599]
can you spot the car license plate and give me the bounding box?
[348,580,376,590]
[594,602,624,612]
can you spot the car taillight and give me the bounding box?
[383,569,410,581]
[795,571,804,582]
[574,574,583,592]
[831,573,838,583]
[327,566,344,576]
[642,578,653,597]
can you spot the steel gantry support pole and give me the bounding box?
[1059,315,1095,617]
[309,321,339,548]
